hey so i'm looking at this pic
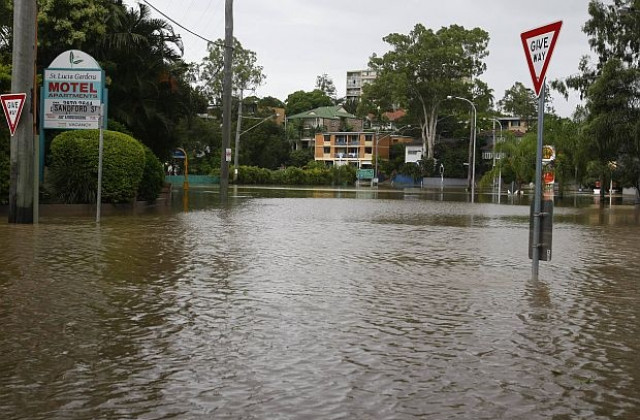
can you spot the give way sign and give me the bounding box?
[521,21,563,97]
[1,93,27,136]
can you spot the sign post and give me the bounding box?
[96,104,105,223]
[40,50,108,222]
[521,21,562,279]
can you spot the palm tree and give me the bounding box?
[481,134,536,194]
[95,3,191,157]
[0,0,10,56]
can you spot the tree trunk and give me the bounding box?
[421,102,437,160]
[467,126,473,189]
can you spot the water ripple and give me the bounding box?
[1,196,640,419]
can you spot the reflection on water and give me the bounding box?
[1,187,640,419]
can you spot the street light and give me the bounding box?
[447,95,477,202]
[490,118,504,199]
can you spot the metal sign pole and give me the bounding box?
[96,104,104,223]
[532,83,545,279]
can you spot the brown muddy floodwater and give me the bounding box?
[1,187,639,419]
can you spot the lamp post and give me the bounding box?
[447,96,477,202]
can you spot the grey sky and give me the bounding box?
[129,0,594,117]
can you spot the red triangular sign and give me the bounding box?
[521,21,563,97]
[1,93,27,136]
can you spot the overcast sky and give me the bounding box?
[127,0,594,117]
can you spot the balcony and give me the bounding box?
[335,153,359,159]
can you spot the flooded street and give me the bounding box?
[1,188,640,419]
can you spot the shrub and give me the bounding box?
[419,158,436,177]
[399,162,423,181]
[138,145,165,202]
[107,119,133,136]
[288,149,314,167]
[49,130,145,203]
[237,165,273,184]
[330,164,357,186]
[280,167,305,185]
[305,167,331,185]
[223,164,358,186]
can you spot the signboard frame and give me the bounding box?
[43,68,104,130]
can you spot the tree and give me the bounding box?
[258,96,285,108]
[619,120,640,202]
[362,24,490,160]
[342,98,359,115]
[0,0,10,59]
[583,0,640,68]
[560,1,640,200]
[37,0,114,68]
[239,120,289,169]
[199,37,265,104]
[543,114,586,194]
[285,89,333,116]
[315,73,336,100]
[92,2,194,158]
[494,134,537,193]
[583,59,639,198]
[498,82,537,122]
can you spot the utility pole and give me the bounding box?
[233,88,243,182]
[220,0,233,198]
[9,0,37,223]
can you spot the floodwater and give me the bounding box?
[1,187,639,419]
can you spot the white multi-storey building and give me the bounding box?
[346,69,377,101]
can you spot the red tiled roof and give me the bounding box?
[383,109,406,121]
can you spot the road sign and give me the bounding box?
[1,93,27,136]
[172,148,187,159]
[521,21,562,96]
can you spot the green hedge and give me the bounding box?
[234,164,357,186]
[49,130,145,203]
[138,145,165,202]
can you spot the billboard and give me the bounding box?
[42,50,104,130]
[43,69,103,129]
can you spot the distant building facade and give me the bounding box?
[287,106,363,150]
[315,132,414,168]
[346,69,377,102]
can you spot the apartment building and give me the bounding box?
[496,116,529,135]
[314,132,414,168]
[287,106,363,150]
[346,69,377,101]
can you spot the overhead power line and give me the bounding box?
[138,0,223,47]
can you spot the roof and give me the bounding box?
[287,106,357,120]
[383,109,406,121]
